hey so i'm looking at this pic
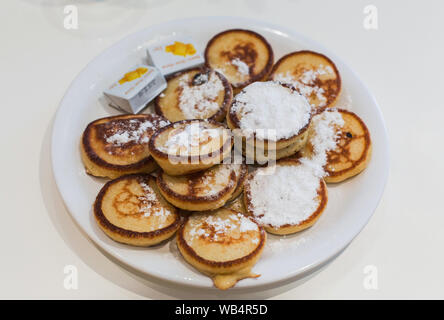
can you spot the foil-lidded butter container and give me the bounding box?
[147,36,205,76]
[104,65,167,114]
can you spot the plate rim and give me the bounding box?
[51,15,390,290]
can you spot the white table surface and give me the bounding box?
[1,0,443,299]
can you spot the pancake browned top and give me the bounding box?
[154,67,233,122]
[94,174,180,237]
[82,114,169,171]
[269,50,341,111]
[324,109,372,180]
[178,208,265,264]
[205,29,274,89]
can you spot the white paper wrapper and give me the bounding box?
[104,65,166,114]
[147,36,204,76]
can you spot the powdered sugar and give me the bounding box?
[231,58,249,75]
[177,71,224,119]
[189,214,232,242]
[214,58,249,78]
[265,236,307,255]
[189,226,210,239]
[105,118,169,146]
[274,65,334,108]
[238,214,259,233]
[198,164,236,195]
[299,108,344,177]
[189,212,258,242]
[334,92,353,111]
[106,131,133,145]
[159,122,224,155]
[231,81,312,141]
[139,181,171,221]
[248,165,321,227]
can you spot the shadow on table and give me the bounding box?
[39,115,345,299]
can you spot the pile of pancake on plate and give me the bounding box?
[81,29,372,290]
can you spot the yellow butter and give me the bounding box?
[118,67,148,85]
[165,41,197,57]
[147,36,204,76]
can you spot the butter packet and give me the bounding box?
[147,36,205,76]
[104,65,167,114]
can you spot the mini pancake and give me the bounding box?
[94,174,180,246]
[154,67,233,122]
[227,81,312,151]
[322,109,372,183]
[148,119,233,176]
[81,114,169,179]
[204,29,273,91]
[157,163,247,211]
[176,208,266,290]
[269,50,341,111]
[243,158,328,235]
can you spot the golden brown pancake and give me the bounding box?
[81,114,169,179]
[94,174,181,246]
[205,29,273,91]
[243,158,328,235]
[156,163,247,211]
[148,119,233,176]
[154,67,233,122]
[176,208,266,290]
[269,50,341,111]
[322,109,372,183]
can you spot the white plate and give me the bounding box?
[51,16,389,290]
